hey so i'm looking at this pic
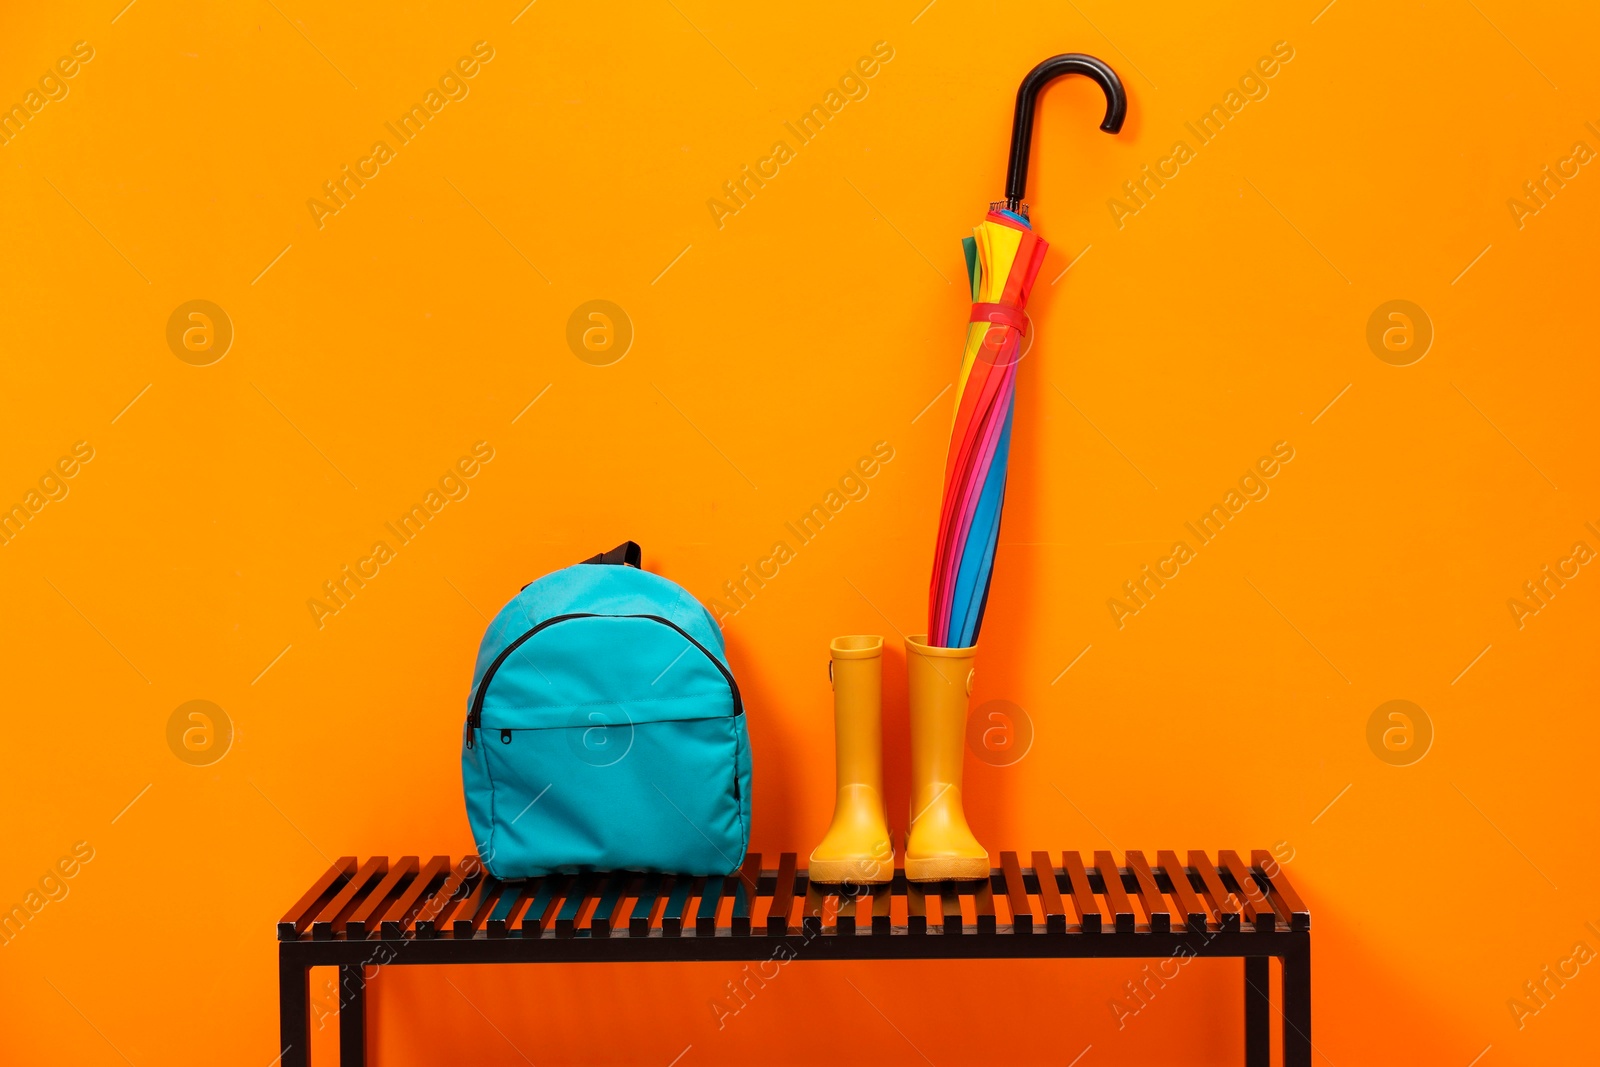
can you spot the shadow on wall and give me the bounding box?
[724,622,921,859]
[718,623,801,857]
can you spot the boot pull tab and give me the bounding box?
[966,668,975,697]
[828,661,834,687]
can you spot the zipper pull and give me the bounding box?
[500,729,513,745]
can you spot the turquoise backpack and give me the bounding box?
[461,542,752,879]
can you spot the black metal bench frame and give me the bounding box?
[277,848,1310,1066]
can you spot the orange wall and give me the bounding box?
[2,1,1596,1064]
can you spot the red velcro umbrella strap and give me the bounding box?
[969,303,1027,334]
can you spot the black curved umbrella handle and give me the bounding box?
[1004,53,1127,210]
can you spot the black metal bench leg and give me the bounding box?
[278,947,310,1067]
[339,964,367,1066]
[1282,943,1312,1067]
[1244,956,1270,1067]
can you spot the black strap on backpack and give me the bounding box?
[522,542,641,591]
[579,541,641,568]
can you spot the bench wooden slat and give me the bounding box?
[766,854,797,936]
[999,852,1033,933]
[835,890,858,936]
[453,877,500,938]
[592,874,635,937]
[870,881,892,935]
[587,875,621,937]
[1125,851,1172,933]
[1062,851,1104,934]
[1094,851,1137,933]
[925,883,943,936]
[555,873,597,938]
[445,874,491,937]
[521,875,568,936]
[613,875,641,933]
[802,880,827,936]
[278,857,356,939]
[417,857,478,936]
[420,884,464,937]
[730,853,762,936]
[382,856,450,939]
[312,857,386,940]
[418,858,481,937]
[1217,850,1268,929]
[1252,850,1310,930]
[696,876,726,937]
[663,877,699,937]
[347,856,416,939]
[1188,851,1241,932]
[1156,850,1207,932]
[941,881,964,936]
[485,880,529,937]
[1031,852,1067,933]
[837,885,863,935]
[831,883,857,931]
[574,873,610,936]
[974,877,996,935]
[590,873,622,935]
[906,882,928,935]
[1259,880,1297,929]
[628,874,663,937]
[536,876,574,935]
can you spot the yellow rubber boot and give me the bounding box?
[904,634,989,882]
[807,636,894,884]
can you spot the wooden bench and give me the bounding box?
[278,849,1310,1065]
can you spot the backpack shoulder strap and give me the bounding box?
[579,541,642,568]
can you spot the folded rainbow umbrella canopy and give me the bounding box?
[927,55,1126,649]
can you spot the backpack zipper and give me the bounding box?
[466,612,742,747]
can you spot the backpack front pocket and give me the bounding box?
[480,713,747,877]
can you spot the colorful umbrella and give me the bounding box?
[927,55,1126,648]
